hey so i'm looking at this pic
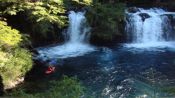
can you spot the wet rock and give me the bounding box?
[127,7,139,13]
[139,13,151,21]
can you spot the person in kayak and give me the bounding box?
[45,59,57,74]
[45,66,55,74]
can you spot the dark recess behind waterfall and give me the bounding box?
[125,0,175,11]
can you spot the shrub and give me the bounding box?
[0,20,22,46]
[8,76,84,98]
[0,20,32,88]
[0,47,32,88]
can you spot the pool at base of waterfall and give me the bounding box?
[37,43,95,60]
[124,41,175,49]
[59,46,175,98]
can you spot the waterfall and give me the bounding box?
[37,11,94,60]
[125,8,175,48]
[66,11,90,43]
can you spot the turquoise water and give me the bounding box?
[60,45,175,98]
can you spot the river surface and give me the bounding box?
[58,45,175,98]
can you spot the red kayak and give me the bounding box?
[45,66,55,74]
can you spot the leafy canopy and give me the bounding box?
[0,20,22,46]
[1,0,67,28]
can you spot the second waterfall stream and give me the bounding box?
[125,8,175,48]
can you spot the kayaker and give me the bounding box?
[45,66,55,74]
[45,59,57,74]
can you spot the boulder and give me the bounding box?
[139,13,151,21]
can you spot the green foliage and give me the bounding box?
[0,47,32,88]
[161,87,175,94]
[24,1,67,27]
[8,76,84,98]
[82,0,92,5]
[87,3,125,41]
[0,20,32,88]
[72,0,92,5]
[0,20,22,46]
[0,0,26,2]
[1,0,67,38]
[1,1,67,27]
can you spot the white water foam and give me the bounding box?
[124,41,175,49]
[37,11,95,60]
[125,8,175,49]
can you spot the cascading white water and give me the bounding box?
[37,11,94,60]
[125,8,175,48]
[67,11,90,43]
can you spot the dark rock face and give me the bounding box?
[0,76,4,96]
[139,13,151,21]
[126,0,175,11]
[161,14,175,40]
[127,7,140,13]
